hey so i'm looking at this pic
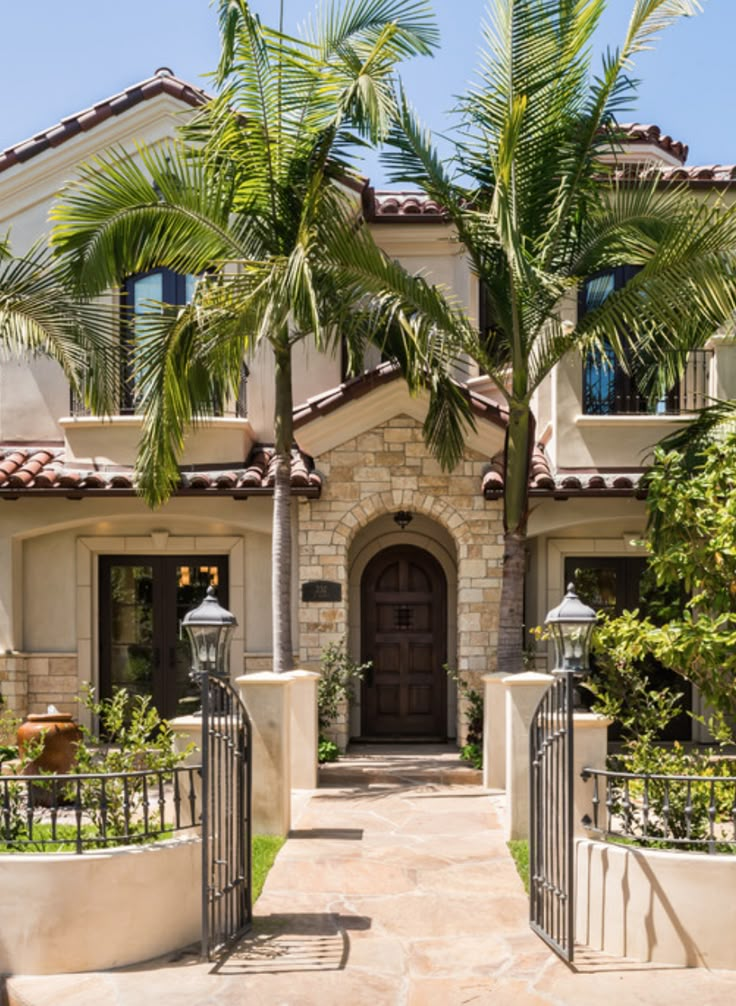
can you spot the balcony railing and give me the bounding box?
[583,349,712,416]
[69,363,248,419]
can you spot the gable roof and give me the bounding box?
[0,68,209,175]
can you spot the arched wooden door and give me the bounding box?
[361,545,447,739]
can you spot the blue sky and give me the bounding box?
[1,1,734,186]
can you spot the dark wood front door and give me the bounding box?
[361,545,447,739]
[99,555,229,720]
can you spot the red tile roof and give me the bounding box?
[293,362,508,430]
[364,190,444,222]
[0,445,321,497]
[617,123,688,164]
[482,444,645,498]
[0,69,209,175]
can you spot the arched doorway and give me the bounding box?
[360,544,447,739]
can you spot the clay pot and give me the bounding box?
[17,712,81,775]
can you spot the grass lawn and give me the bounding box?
[507,839,529,892]
[252,834,285,901]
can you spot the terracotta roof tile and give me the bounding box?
[617,123,688,164]
[0,69,209,175]
[482,443,645,498]
[0,445,321,497]
[365,190,445,222]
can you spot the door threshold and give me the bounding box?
[351,736,451,745]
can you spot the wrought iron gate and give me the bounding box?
[529,672,575,962]
[199,671,253,959]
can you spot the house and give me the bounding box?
[0,71,733,746]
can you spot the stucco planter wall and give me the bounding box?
[576,838,736,969]
[0,836,201,975]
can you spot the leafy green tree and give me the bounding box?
[380,0,736,674]
[51,0,449,674]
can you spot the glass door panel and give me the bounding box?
[171,563,224,717]
[107,563,156,701]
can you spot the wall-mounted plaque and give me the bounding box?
[301,580,342,603]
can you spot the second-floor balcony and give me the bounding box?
[583,348,712,416]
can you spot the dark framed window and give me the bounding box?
[120,269,196,413]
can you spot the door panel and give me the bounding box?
[361,546,447,739]
[100,556,228,720]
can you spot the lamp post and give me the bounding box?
[182,586,237,682]
[545,583,597,677]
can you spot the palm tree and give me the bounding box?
[51,0,447,674]
[0,237,111,394]
[379,0,736,674]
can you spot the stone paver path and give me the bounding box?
[7,765,736,1005]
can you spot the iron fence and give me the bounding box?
[0,765,200,854]
[581,767,736,854]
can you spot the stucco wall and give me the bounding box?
[297,413,503,746]
[0,836,201,974]
[576,838,736,969]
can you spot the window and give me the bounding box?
[580,266,659,415]
[120,268,196,413]
[579,268,712,416]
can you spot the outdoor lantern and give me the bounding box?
[182,586,237,678]
[545,583,597,675]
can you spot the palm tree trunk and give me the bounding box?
[272,334,294,674]
[497,402,532,677]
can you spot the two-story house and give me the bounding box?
[0,71,732,745]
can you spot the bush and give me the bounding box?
[446,666,483,764]
[318,737,340,763]
[317,640,370,748]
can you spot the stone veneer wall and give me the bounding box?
[298,414,504,749]
[0,654,78,721]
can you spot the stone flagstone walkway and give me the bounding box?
[6,750,736,1005]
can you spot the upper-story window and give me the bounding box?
[580,267,711,416]
[120,269,196,413]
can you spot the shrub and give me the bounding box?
[446,666,483,765]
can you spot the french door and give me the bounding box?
[565,556,691,740]
[99,556,229,720]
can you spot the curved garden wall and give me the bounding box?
[575,838,736,969]
[0,836,201,975]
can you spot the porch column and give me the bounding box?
[236,672,292,837]
[504,672,554,840]
[482,671,507,790]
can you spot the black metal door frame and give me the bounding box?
[198,670,252,960]
[529,672,575,963]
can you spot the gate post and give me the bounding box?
[482,671,507,790]
[236,673,292,836]
[288,670,320,790]
[504,672,554,840]
[571,712,611,836]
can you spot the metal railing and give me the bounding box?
[583,348,713,416]
[69,363,248,419]
[581,766,736,854]
[0,765,201,854]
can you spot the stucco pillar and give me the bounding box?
[482,671,507,790]
[288,669,319,790]
[571,711,612,838]
[170,715,205,828]
[236,673,292,837]
[504,672,554,840]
